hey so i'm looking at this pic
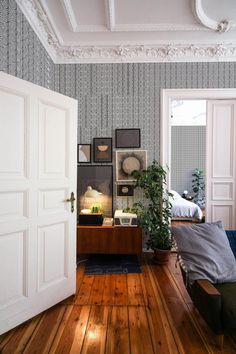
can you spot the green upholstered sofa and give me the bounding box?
[178,230,236,348]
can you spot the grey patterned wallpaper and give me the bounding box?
[0,0,55,90]
[1,0,236,214]
[171,126,206,195]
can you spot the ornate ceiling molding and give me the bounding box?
[16,0,59,61]
[16,0,236,63]
[55,44,236,63]
[194,0,236,33]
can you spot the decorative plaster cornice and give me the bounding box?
[194,0,236,33]
[16,0,236,63]
[217,20,235,34]
[16,0,59,60]
[54,44,236,63]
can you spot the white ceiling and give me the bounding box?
[16,0,236,63]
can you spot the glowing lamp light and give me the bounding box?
[84,186,101,198]
[83,186,103,213]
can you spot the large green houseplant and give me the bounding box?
[131,161,173,263]
[192,168,205,207]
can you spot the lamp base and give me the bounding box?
[78,213,103,226]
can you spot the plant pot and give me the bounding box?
[153,248,171,265]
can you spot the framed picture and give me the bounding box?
[117,184,134,197]
[93,137,112,163]
[116,150,147,182]
[77,144,91,163]
[115,128,140,148]
[77,165,113,217]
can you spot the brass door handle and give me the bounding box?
[65,192,76,213]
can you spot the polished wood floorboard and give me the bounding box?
[1,254,236,354]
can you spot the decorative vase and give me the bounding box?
[153,248,171,265]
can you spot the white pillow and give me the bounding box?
[172,221,236,284]
[169,190,182,201]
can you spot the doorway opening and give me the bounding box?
[171,99,206,209]
[161,88,236,227]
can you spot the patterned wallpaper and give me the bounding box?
[171,126,206,195]
[0,0,55,90]
[1,0,236,214]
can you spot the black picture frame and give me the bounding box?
[77,144,91,163]
[77,165,113,217]
[93,137,112,163]
[115,128,140,148]
[117,184,134,197]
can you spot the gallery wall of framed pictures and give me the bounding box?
[77,128,148,216]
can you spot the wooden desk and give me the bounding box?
[77,225,142,255]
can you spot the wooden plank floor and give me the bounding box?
[1,254,236,354]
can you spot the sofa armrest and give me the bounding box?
[195,279,221,296]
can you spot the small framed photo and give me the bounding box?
[93,137,112,163]
[117,184,134,197]
[78,144,91,163]
[115,128,140,148]
[116,150,147,182]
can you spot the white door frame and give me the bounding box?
[161,88,236,187]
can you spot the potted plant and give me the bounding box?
[192,168,205,207]
[130,160,173,264]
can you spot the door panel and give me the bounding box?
[207,100,236,228]
[0,230,27,307]
[0,72,77,334]
[212,205,232,230]
[212,104,233,178]
[38,222,68,291]
[0,89,27,179]
[38,189,67,215]
[212,182,233,201]
[0,191,28,221]
[39,101,67,178]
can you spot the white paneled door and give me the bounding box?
[206,100,236,229]
[0,72,78,334]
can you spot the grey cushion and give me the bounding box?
[172,221,236,284]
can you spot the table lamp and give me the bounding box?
[81,186,103,214]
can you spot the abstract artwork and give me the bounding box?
[77,144,91,163]
[116,150,147,182]
[93,138,112,163]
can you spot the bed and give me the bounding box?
[170,190,203,221]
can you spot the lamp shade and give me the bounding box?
[84,186,101,198]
